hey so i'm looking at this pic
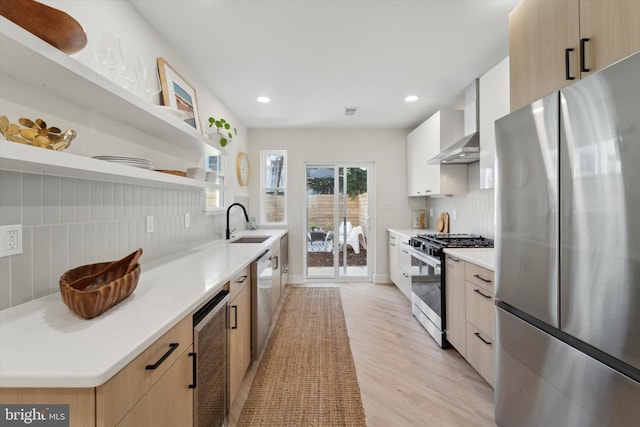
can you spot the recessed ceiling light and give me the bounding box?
[405,95,419,103]
[257,96,271,103]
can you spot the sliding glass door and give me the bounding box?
[305,163,372,281]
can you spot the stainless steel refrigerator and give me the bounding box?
[494,51,640,426]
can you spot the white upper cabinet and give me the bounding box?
[407,110,466,197]
[479,57,510,190]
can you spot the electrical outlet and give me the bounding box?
[146,216,154,233]
[184,213,190,228]
[452,209,457,220]
[0,224,23,257]
[429,208,433,217]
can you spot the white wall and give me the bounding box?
[247,128,426,284]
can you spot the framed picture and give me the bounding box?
[157,57,202,133]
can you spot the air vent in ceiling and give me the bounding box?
[344,107,359,116]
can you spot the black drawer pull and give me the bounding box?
[565,48,575,80]
[146,343,179,370]
[474,332,492,345]
[188,352,197,389]
[231,305,238,329]
[236,275,248,284]
[473,274,492,283]
[448,256,461,262]
[580,38,591,72]
[474,288,492,299]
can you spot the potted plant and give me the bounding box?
[207,116,237,149]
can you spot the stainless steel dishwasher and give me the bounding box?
[192,288,229,427]
[251,249,272,360]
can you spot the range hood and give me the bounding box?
[428,80,480,164]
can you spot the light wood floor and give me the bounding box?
[229,283,495,426]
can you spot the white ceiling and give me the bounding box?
[130,0,520,130]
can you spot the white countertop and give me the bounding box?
[0,229,287,388]
[388,228,436,239]
[443,248,495,271]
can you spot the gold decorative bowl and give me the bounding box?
[59,249,142,319]
[0,116,76,151]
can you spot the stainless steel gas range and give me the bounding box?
[408,233,493,347]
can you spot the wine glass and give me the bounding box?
[97,34,124,83]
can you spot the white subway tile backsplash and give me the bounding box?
[1,171,231,309]
[60,177,76,223]
[96,222,109,262]
[0,170,21,226]
[90,181,104,222]
[43,176,61,225]
[76,179,91,222]
[33,226,52,298]
[83,223,97,264]
[51,225,68,287]
[103,182,114,221]
[113,183,124,220]
[22,173,43,226]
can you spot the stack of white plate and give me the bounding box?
[93,156,155,170]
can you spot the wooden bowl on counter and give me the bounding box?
[59,249,142,319]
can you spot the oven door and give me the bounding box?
[409,247,444,346]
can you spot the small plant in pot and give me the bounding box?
[207,116,237,148]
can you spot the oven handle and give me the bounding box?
[407,246,441,268]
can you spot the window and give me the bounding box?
[205,153,225,211]
[260,150,287,224]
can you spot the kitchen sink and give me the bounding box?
[230,236,270,244]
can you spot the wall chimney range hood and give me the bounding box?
[428,79,480,164]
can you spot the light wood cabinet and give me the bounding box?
[406,110,467,197]
[116,346,194,427]
[1,317,195,427]
[445,257,495,387]
[228,267,252,405]
[445,255,466,355]
[96,317,193,427]
[464,264,495,387]
[509,0,640,111]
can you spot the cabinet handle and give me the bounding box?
[231,305,238,329]
[236,275,248,284]
[474,332,492,345]
[145,343,179,370]
[273,256,279,270]
[448,256,461,262]
[402,250,409,254]
[565,48,575,80]
[424,189,432,193]
[474,288,492,299]
[188,352,197,389]
[473,274,492,283]
[390,243,397,247]
[402,272,409,278]
[580,38,591,72]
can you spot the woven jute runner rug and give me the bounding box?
[237,287,367,426]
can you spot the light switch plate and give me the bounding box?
[145,216,154,233]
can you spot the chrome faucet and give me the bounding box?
[226,203,249,239]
